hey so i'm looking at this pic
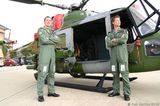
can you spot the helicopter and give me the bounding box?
[10,0,160,93]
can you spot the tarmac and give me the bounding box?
[0,66,160,106]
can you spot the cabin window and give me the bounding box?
[129,0,159,36]
[138,14,158,35]
[144,39,160,56]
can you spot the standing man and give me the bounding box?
[37,16,60,102]
[105,15,131,101]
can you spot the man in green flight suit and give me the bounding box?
[37,16,60,102]
[105,15,131,101]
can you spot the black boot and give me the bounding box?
[108,92,120,97]
[38,96,44,102]
[48,93,60,97]
[124,95,130,101]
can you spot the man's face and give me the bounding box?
[112,17,121,27]
[44,17,52,27]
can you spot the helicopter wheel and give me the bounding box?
[69,72,86,78]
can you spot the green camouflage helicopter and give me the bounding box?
[10,0,160,92]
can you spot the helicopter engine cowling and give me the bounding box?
[61,10,87,29]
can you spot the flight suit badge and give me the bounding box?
[39,31,42,35]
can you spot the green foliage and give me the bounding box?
[0,41,4,45]
[1,43,8,57]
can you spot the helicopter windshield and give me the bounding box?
[129,0,160,36]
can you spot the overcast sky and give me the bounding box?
[0,0,158,49]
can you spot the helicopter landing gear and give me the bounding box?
[83,75,138,82]
[34,72,112,93]
[95,73,112,93]
[55,73,112,93]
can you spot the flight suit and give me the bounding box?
[105,28,131,96]
[37,27,60,96]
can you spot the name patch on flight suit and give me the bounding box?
[111,65,116,72]
[120,64,125,71]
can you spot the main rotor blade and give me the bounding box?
[9,0,70,10]
[9,0,42,4]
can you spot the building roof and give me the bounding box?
[0,24,9,30]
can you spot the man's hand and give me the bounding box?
[111,38,117,42]
[111,38,117,46]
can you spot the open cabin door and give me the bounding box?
[127,0,160,38]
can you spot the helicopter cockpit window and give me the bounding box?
[138,16,157,35]
[129,0,160,36]
[144,39,160,56]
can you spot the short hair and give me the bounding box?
[44,16,51,21]
[111,15,120,22]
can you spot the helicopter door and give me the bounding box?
[127,0,160,37]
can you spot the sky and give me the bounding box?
[0,0,159,49]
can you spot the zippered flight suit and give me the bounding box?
[105,28,131,96]
[37,27,60,96]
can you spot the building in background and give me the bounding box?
[0,24,9,66]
